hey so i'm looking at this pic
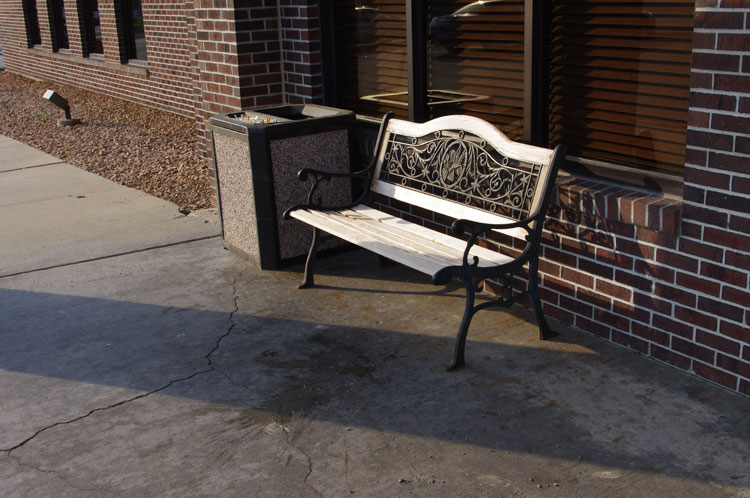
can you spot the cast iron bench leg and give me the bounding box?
[446,277,478,371]
[529,259,557,340]
[299,227,321,289]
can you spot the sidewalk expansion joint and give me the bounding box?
[0,235,221,279]
[0,270,242,456]
[0,161,67,174]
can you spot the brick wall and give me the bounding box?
[0,0,198,117]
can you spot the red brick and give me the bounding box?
[698,296,745,322]
[702,261,748,288]
[632,322,670,346]
[561,267,594,288]
[693,362,738,389]
[672,337,716,364]
[612,300,650,325]
[634,291,672,315]
[692,52,740,72]
[592,279,629,302]
[692,32,716,50]
[595,247,634,270]
[653,314,694,339]
[611,330,649,354]
[615,269,653,293]
[656,249,699,273]
[543,275,576,297]
[740,380,750,396]
[594,308,630,332]
[708,152,750,173]
[697,331,741,356]
[544,303,574,324]
[651,344,691,370]
[560,295,593,318]
[683,167,732,190]
[694,11,744,29]
[719,320,750,343]
[634,260,675,284]
[577,287,611,310]
[725,250,750,271]
[615,237,654,260]
[678,238,723,262]
[636,227,677,249]
[580,258,614,279]
[675,305,718,332]
[718,33,750,51]
[689,92,737,112]
[685,148,707,167]
[686,129,733,151]
[576,316,610,339]
[704,227,750,252]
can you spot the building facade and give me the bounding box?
[0,0,748,395]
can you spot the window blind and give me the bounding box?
[548,0,694,176]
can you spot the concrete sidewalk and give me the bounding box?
[1,135,748,497]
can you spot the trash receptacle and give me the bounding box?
[209,104,355,269]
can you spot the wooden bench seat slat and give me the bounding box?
[291,206,513,277]
[351,206,515,265]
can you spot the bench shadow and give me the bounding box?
[1,286,748,491]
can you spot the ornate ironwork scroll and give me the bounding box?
[381,130,542,220]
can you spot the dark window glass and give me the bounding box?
[548,0,694,178]
[23,0,42,46]
[331,0,409,119]
[329,0,692,183]
[122,0,147,61]
[82,0,103,54]
[48,0,69,50]
[427,0,526,140]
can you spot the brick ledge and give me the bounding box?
[554,175,683,237]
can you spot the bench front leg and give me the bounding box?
[299,226,321,289]
[446,276,480,371]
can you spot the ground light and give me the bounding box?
[43,90,81,126]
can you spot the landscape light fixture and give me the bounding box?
[43,90,81,127]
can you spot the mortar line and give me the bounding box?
[0,235,221,279]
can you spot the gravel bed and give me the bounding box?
[0,71,212,211]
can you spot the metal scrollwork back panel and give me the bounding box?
[381,130,542,220]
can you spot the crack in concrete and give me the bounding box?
[4,452,111,495]
[277,400,323,498]
[0,271,243,459]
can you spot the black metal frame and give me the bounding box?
[284,113,566,369]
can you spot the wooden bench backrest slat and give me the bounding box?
[371,116,555,237]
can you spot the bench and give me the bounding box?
[283,113,565,369]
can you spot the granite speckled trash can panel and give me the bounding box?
[213,132,259,261]
[270,130,351,260]
[209,105,355,269]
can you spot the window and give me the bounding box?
[80,0,103,55]
[120,0,147,61]
[47,0,69,50]
[327,0,694,192]
[22,0,42,46]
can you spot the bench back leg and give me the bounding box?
[529,258,557,340]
